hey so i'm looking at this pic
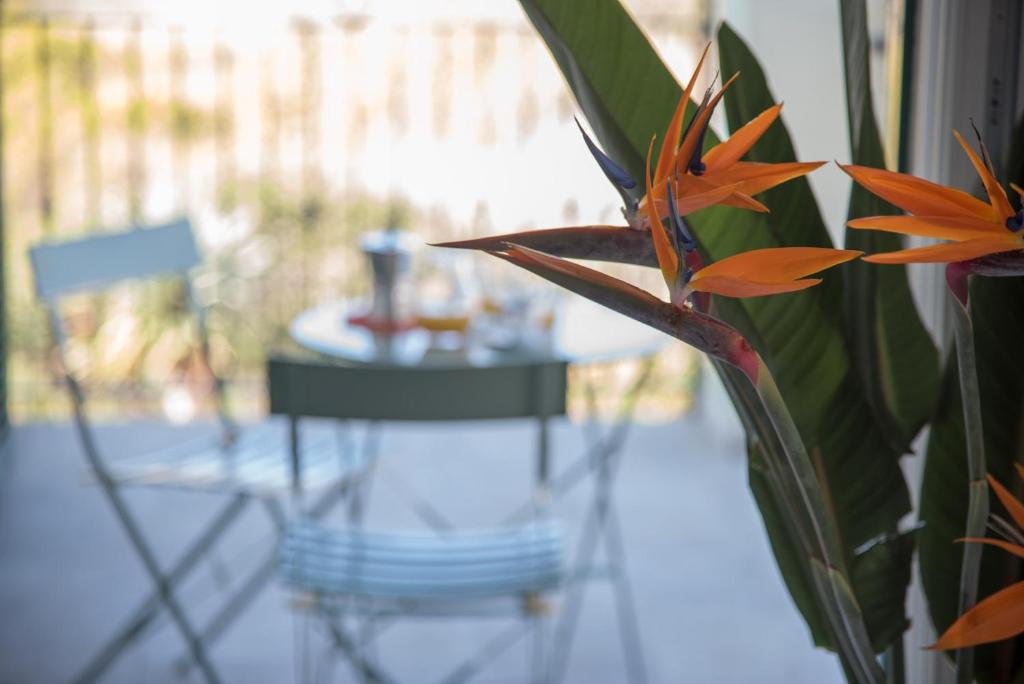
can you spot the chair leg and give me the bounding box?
[174,496,288,675]
[73,494,249,684]
[93,475,223,684]
[530,610,549,684]
[548,504,602,683]
[603,500,648,684]
[322,606,398,684]
[546,360,653,684]
[436,620,533,684]
[356,600,378,684]
[175,545,280,676]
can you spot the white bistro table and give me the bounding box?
[289,296,666,367]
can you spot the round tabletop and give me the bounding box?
[289,298,668,368]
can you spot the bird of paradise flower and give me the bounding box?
[930,466,1024,651]
[845,127,1024,683]
[841,128,1024,304]
[438,47,887,682]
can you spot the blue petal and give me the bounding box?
[665,179,697,252]
[575,118,637,190]
[1006,212,1024,233]
[687,122,709,176]
[681,88,712,176]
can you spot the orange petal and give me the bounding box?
[715,192,770,213]
[954,130,1014,220]
[988,474,1024,530]
[848,215,1002,241]
[675,72,740,178]
[655,43,711,186]
[703,103,782,172]
[710,160,826,197]
[694,247,862,282]
[928,580,1024,651]
[676,175,770,213]
[653,182,742,217]
[689,275,820,298]
[1016,463,1024,481]
[862,238,1019,264]
[655,98,690,195]
[643,136,678,286]
[840,164,1000,222]
[957,538,1024,561]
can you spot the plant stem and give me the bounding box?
[884,635,905,684]
[950,295,989,684]
[753,355,883,684]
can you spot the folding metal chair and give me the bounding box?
[29,218,354,684]
[266,355,568,683]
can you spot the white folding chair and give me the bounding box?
[267,355,568,683]
[30,218,354,684]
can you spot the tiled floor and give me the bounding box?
[0,416,841,683]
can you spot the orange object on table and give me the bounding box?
[415,313,471,333]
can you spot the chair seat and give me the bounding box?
[107,421,347,496]
[280,520,564,601]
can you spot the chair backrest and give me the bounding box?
[267,355,567,422]
[29,217,200,305]
[28,217,233,438]
[267,354,567,501]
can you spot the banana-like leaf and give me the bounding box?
[716,22,913,654]
[516,0,912,655]
[849,530,916,651]
[919,110,1024,684]
[838,0,939,451]
[920,276,1024,683]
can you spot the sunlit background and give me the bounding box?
[3,0,899,423]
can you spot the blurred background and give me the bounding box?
[1,0,898,424]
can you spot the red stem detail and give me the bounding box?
[946,261,970,309]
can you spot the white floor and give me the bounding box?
[0,416,842,683]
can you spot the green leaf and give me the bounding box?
[837,0,939,450]
[850,530,915,652]
[920,276,1024,683]
[748,437,831,645]
[516,0,913,658]
[812,558,889,683]
[919,108,1024,684]
[716,21,913,653]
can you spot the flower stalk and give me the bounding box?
[946,276,989,684]
[752,353,884,683]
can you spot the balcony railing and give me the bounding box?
[2,1,704,420]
